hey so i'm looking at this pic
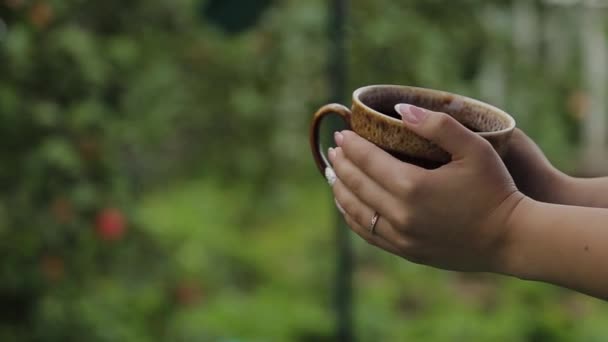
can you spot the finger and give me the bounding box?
[333,178,408,249]
[334,130,424,192]
[330,146,404,225]
[395,103,487,161]
[342,211,402,256]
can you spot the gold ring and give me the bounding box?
[369,212,379,235]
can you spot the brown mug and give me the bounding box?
[310,85,516,174]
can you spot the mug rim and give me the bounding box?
[352,84,516,137]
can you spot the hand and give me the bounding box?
[328,104,525,273]
[502,129,568,203]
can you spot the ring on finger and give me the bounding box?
[368,212,380,235]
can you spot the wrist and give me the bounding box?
[493,194,539,280]
[550,171,577,205]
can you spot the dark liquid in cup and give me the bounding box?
[366,101,482,133]
[358,89,501,168]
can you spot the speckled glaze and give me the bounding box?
[310,85,516,174]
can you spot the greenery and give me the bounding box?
[0,0,606,341]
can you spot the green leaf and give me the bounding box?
[38,137,81,173]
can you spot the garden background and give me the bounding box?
[2,0,608,341]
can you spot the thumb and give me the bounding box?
[394,103,484,161]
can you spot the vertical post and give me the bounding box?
[512,0,540,65]
[543,5,573,75]
[510,0,540,126]
[328,0,352,341]
[580,4,607,173]
[478,3,507,109]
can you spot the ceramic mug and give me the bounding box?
[310,85,516,174]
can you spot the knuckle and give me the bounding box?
[394,175,413,197]
[357,147,374,169]
[472,137,493,153]
[340,197,355,216]
[424,114,455,148]
[434,113,456,131]
[397,175,424,199]
[472,140,497,163]
[411,176,426,196]
[394,211,410,229]
[346,173,364,194]
[353,210,367,228]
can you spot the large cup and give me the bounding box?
[310,85,516,173]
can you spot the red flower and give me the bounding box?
[95,208,127,241]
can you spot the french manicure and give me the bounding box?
[325,166,337,186]
[395,104,427,124]
[334,198,345,214]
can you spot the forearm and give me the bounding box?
[558,176,608,208]
[500,197,608,300]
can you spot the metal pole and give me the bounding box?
[328,0,352,341]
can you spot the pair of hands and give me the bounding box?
[327,104,562,274]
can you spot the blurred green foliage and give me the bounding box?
[0,0,606,341]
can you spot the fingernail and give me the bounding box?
[334,198,345,214]
[325,167,337,186]
[328,147,336,162]
[334,132,344,146]
[395,104,427,124]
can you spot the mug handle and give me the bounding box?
[309,103,352,175]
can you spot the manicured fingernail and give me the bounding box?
[328,147,336,162]
[334,198,345,214]
[395,104,427,124]
[325,167,337,186]
[334,132,344,146]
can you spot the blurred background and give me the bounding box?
[2,0,608,341]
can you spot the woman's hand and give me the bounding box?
[328,104,525,273]
[502,129,569,203]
